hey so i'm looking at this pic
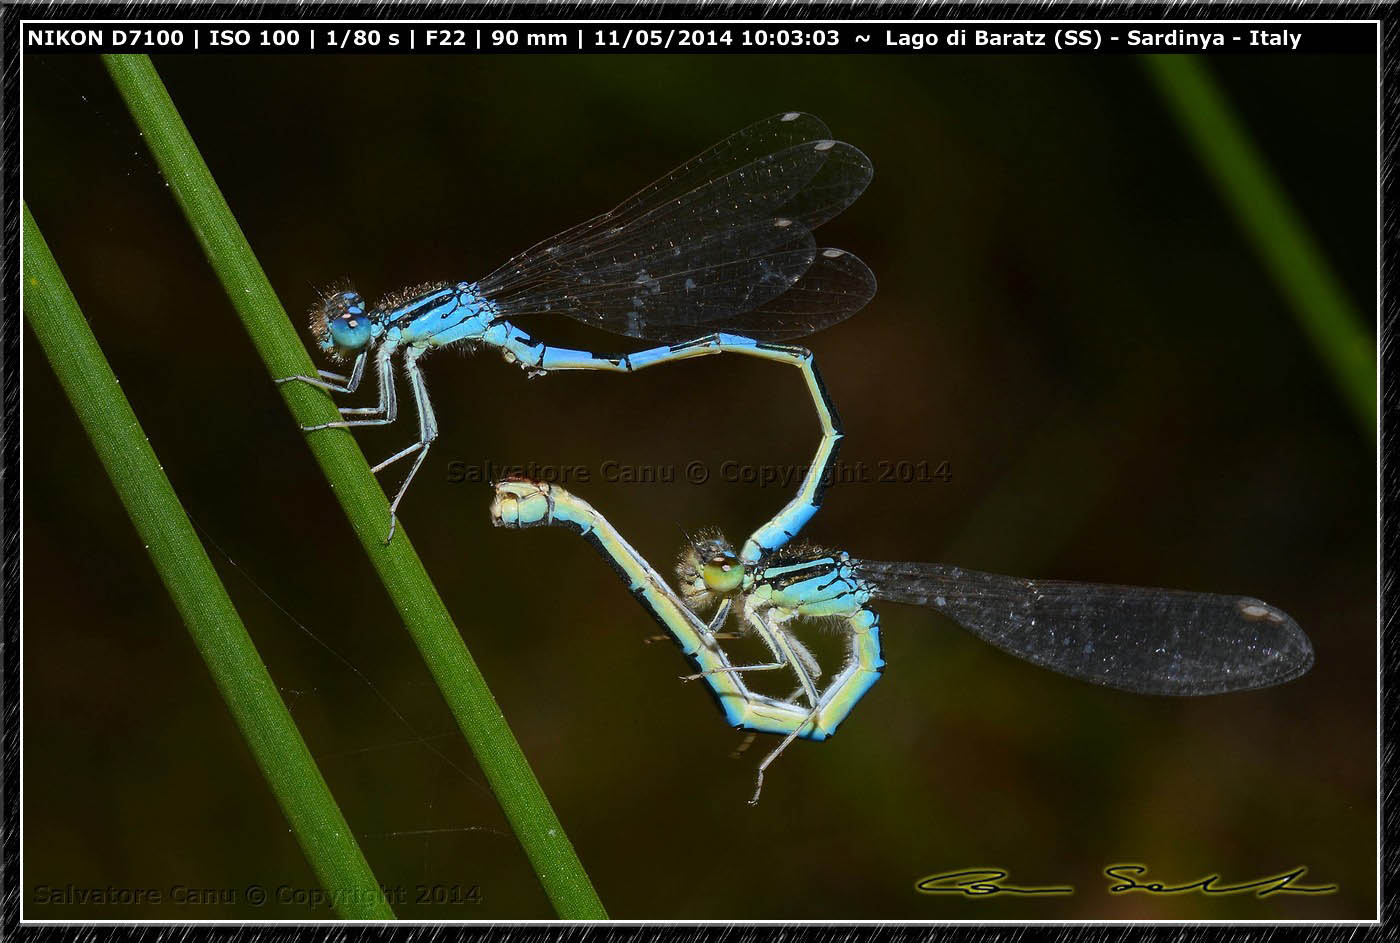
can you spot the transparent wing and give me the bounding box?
[476,112,874,341]
[488,111,834,273]
[856,561,1314,696]
[703,248,877,342]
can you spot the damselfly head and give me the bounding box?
[677,529,746,610]
[312,289,373,358]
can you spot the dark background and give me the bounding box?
[23,52,1376,919]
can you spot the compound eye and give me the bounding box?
[328,312,372,351]
[701,553,745,596]
[333,291,365,318]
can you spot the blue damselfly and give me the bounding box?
[490,479,1313,803]
[282,113,875,554]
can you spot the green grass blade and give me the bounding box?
[100,54,606,920]
[1142,55,1376,437]
[23,204,394,920]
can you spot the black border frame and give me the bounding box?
[2,1,1389,935]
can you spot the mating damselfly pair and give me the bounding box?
[490,478,1313,804]
[286,113,1314,803]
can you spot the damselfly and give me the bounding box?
[490,479,1314,804]
[281,113,875,551]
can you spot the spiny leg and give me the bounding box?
[333,346,392,419]
[276,349,369,395]
[286,340,436,540]
[783,630,823,687]
[750,706,819,806]
[691,599,828,713]
[744,599,821,709]
[687,607,823,706]
[680,602,790,680]
[299,341,399,432]
[377,346,439,542]
[750,619,885,804]
[775,634,822,698]
[704,598,734,640]
[750,608,885,804]
[681,662,790,682]
[665,593,733,652]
